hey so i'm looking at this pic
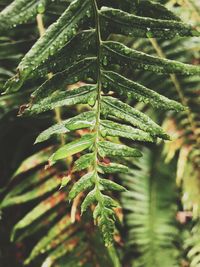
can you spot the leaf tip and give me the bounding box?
[191,29,200,37]
[34,135,43,144]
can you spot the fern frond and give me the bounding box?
[121,148,179,267]
[0,147,117,267]
[184,221,200,267]
[121,10,200,220]
[0,0,49,33]
[1,0,200,246]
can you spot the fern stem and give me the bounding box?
[36,14,45,36]
[148,37,200,145]
[91,2,122,254]
[108,246,121,267]
[36,14,65,146]
[92,0,103,204]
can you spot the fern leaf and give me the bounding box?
[0,174,60,208]
[68,171,95,200]
[40,235,83,267]
[31,57,96,103]
[98,141,142,158]
[11,146,53,177]
[101,96,169,139]
[121,148,179,267]
[100,7,199,38]
[100,120,155,142]
[99,178,126,192]
[0,0,48,33]
[102,41,200,75]
[50,133,95,162]
[26,85,97,115]
[185,222,200,267]
[24,215,72,264]
[102,71,184,111]
[35,111,96,143]
[36,30,96,77]
[11,191,65,242]
[93,204,115,247]
[3,0,93,93]
[7,167,55,198]
[134,0,181,21]
[98,162,129,174]
[73,152,95,172]
[0,147,115,265]
[81,189,96,214]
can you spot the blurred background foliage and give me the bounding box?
[0,0,199,266]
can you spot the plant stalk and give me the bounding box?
[36,14,65,146]
[148,37,200,145]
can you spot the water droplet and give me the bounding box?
[103,57,108,66]
[71,28,76,35]
[37,2,45,14]
[86,10,91,17]
[49,46,54,55]
[106,83,110,90]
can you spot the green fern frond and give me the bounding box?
[120,10,200,220]
[184,221,200,267]
[0,147,118,267]
[1,0,200,246]
[121,148,179,267]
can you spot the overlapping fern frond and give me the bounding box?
[121,148,179,267]
[116,2,200,264]
[129,33,200,218]
[115,1,200,219]
[184,220,200,267]
[0,148,118,267]
[1,0,200,250]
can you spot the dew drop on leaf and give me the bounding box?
[103,57,108,66]
[86,10,91,17]
[37,3,45,14]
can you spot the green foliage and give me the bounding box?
[35,111,96,143]
[50,133,95,162]
[121,148,179,267]
[184,221,200,267]
[0,0,200,262]
[118,7,200,264]
[7,151,116,267]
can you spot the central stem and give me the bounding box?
[93,0,102,133]
[92,0,103,203]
